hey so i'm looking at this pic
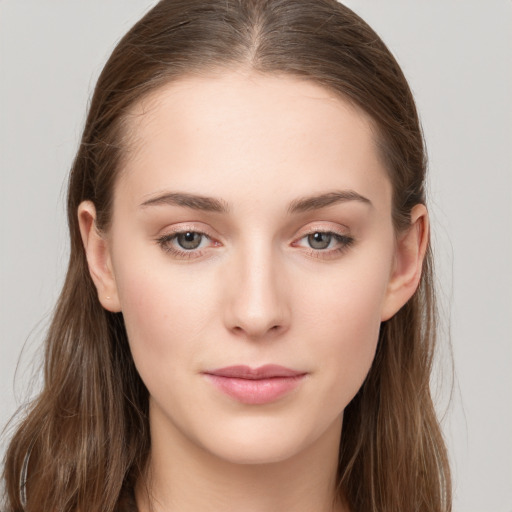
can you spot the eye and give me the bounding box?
[306,232,334,250]
[292,230,354,257]
[175,231,205,250]
[156,229,218,258]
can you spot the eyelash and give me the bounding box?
[156,229,355,260]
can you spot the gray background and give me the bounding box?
[1,1,511,510]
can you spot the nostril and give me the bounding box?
[230,322,285,339]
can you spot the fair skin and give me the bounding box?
[78,70,428,512]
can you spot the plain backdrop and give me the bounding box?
[1,1,511,511]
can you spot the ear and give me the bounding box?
[381,204,429,321]
[77,201,121,312]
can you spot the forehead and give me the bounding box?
[116,70,391,210]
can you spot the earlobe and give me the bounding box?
[381,204,429,321]
[77,201,121,313]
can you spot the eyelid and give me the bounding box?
[292,221,350,239]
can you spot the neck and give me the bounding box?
[136,403,347,512]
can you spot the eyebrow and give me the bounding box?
[287,190,372,214]
[140,192,229,213]
[139,189,371,214]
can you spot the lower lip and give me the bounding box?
[204,374,305,405]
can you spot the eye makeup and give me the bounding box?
[155,225,355,262]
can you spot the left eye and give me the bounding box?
[174,231,205,250]
[295,231,351,251]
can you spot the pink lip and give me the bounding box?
[203,365,306,405]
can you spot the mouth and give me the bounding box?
[202,365,307,405]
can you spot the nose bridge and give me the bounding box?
[224,236,290,339]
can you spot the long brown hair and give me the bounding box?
[2,1,451,511]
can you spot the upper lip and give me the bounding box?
[204,365,305,380]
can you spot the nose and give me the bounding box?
[223,243,291,340]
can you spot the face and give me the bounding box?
[87,71,408,465]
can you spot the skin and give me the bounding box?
[79,70,428,512]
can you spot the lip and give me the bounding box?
[203,365,307,405]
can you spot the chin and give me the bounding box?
[192,412,341,467]
[203,433,309,466]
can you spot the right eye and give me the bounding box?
[156,230,217,258]
[305,232,334,250]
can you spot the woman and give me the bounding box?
[2,1,451,511]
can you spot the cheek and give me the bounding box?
[294,256,391,406]
[112,253,216,381]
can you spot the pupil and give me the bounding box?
[178,232,202,250]
[308,232,331,250]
